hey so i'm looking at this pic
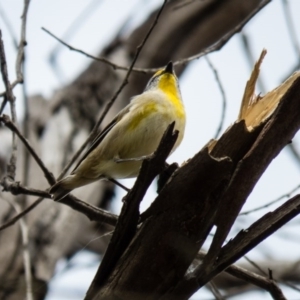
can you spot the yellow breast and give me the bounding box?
[158,74,185,119]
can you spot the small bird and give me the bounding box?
[50,62,186,201]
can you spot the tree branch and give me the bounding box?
[202,75,300,271]
[196,251,286,300]
[172,194,300,299]
[0,114,56,185]
[5,198,33,300]
[0,31,17,179]
[86,122,178,299]
[57,0,168,180]
[0,180,118,232]
[205,56,227,139]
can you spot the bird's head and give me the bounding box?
[145,62,181,98]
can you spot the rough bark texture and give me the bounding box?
[89,72,300,300]
[0,0,276,299]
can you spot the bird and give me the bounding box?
[50,62,186,201]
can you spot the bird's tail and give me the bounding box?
[49,176,74,201]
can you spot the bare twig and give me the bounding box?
[205,56,227,139]
[57,194,118,226]
[279,0,300,88]
[15,0,31,193]
[0,180,118,232]
[197,251,286,300]
[5,198,33,300]
[0,0,30,99]
[175,191,300,300]
[172,0,271,68]
[0,30,15,123]
[60,127,78,169]
[0,114,56,185]
[48,0,103,81]
[287,142,300,170]
[42,27,155,74]
[207,281,225,300]
[57,0,168,179]
[0,112,118,231]
[216,194,300,279]
[1,16,31,282]
[0,31,18,183]
[15,0,30,84]
[0,198,44,232]
[280,281,300,293]
[0,4,18,48]
[22,81,30,189]
[240,183,300,215]
[281,0,300,60]
[243,255,267,276]
[1,177,51,199]
[42,0,271,78]
[226,263,286,300]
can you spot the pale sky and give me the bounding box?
[1,0,300,299]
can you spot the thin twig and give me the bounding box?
[108,178,130,192]
[0,4,18,114]
[0,4,18,48]
[1,177,51,199]
[0,197,43,232]
[0,30,17,179]
[0,113,119,230]
[240,183,300,215]
[55,194,118,226]
[197,251,286,300]
[20,0,32,197]
[0,193,118,231]
[0,0,30,99]
[16,0,32,192]
[209,231,300,295]
[15,0,30,84]
[22,76,30,190]
[0,179,118,231]
[60,127,78,169]
[42,27,155,74]
[5,198,33,300]
[280,281,300,293]
[225,264,286,300]
[288,143,300,166]
[48,0,103,81]
[207,281,225,300]
[243,255,267,276]
[281,0,300,60]
[41,0,270,78]
[57,0,168,179]
[0,114,56,185]
[205,56,227,139]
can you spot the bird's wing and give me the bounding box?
[71,105,131,173]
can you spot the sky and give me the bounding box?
[1,0,300,299]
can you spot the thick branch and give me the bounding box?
[164,76,300,299]
[86,123,178,299]
[203,76,300,268]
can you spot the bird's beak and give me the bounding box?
[164,61,174,74]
